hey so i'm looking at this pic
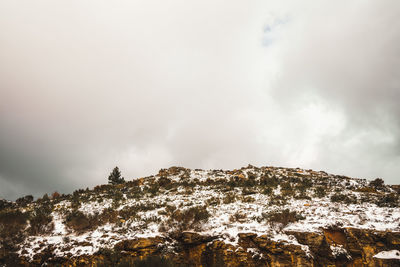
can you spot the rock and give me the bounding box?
[114,236,164,252]
[178,231,216,245]
[4,228,400,266]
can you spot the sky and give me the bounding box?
[1,0,399,200]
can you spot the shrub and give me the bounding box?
[263,209,304,229]
[294,183,308,194]
[294,193,311,200]
[16,195,34,207]
[119,205,138,221]
[71,190,81,209]
[160,206,210,233]
[262,187,273,195]
[247,171,256,180]
[377,193,399,207]
[0,210,29,250]
[158,177,172,189]
[29,204,54,235]
[65,210,91,233]
[314,186,326,198]
[281,182,295,197]
[242,196,255,203]
[369,178,384,189]
[331,193,349,203]
[112,190,124,209]
[125,185,142,199]
[42,193,50,201]
[146,183,160,196]
[223,193,236,204]
[0,199,13,210]
[206,196,220,206]
[269,195,287,206]
[98,208,119,224]
[229,212,247,223]
[51,192,61,199]
[259,175,279,187]
[242,187,256,195]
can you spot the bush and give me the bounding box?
[16,195,34,207]
[158,177,172,189]
[119,205,138,221]
[331,193,349,203]
[262,187,273,195]
[263,209,304,229]
[0,210,29,250]
[65,210,91,233]
[242,196,255,203]
[377,193,399,207]
[369,178,384,189]
[223,193,236,204]
[206,197,220,206]
[145,183,160,196]
[29,204,54,235]
[314,186,326,198]
[281,182,295,197]
[112,190,124,209]
[294,193,311,200]
[0,199,13,210]
[242,187,256,195]
[259,175,279,187]
[229,212,247,223]
[51,191,61,199]
[160,206,210,233]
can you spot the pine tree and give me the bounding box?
[108,166,125,185]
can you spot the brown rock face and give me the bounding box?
[4,229,400,266]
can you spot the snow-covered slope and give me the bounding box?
[1,165,399,264]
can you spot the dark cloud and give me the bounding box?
[1,1,399,200]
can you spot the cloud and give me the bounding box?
[0,0,399,200]
[266,1,400,182]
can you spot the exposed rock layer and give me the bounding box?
[4,228,400,266]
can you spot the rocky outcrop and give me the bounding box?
[7,228,400,266]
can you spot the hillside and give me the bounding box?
[1,165,400,266]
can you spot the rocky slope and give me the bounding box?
[1,165,400,266]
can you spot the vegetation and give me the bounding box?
[262,209,304,229]
[108,166,125,185]
[0,209,29,251]
[369,178,385,189]
[3,165,400,266]
[160,205,210,233]
[29,203,54,235]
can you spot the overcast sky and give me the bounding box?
[1,1,399,200]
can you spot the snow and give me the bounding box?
[330,245,352,259]
[14,166,400,260]
[373,250,400,260]
[272,233,312,257]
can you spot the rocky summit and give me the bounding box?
[1,165,400,266]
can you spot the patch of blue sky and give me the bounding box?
[262,16,291,47]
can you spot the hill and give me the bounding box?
[1,165,400,266]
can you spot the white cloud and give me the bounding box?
[0,0,399,199]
